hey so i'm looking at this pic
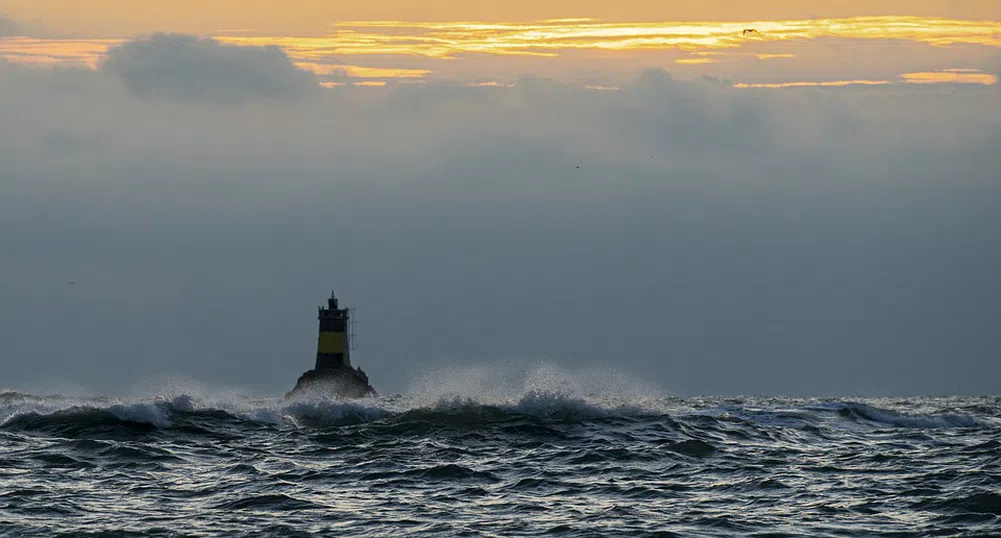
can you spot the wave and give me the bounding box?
[406,389,665,422]
[913,491,1001,515]
[0,364,671,436]
[213,494,326,511]
[661,439,717,457]
[824,401,981,429]
[0,390,657,437]
[687,399,983,430]
[0,384,988,438]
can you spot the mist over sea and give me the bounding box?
[2,365,999,537]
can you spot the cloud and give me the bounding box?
[0,14,24,37]
[100,33,319,101]
[0,59,999,397]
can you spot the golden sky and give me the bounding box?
[4,0,1001,35]
[2,1,999,87]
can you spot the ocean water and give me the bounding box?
[1,371,999,537]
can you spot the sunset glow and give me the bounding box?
[2,13,999,87]
[733,80,894,89]
[0,37,117,68]
[278,16,1001,58]
[901,70,999,85]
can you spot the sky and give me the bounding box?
[1,2,999,398]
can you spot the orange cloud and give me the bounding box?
[901,71,998,84]
[4,0,1000,36]
[756,53,795,60]
[5,16,998,66]
[294,62,430,79]
[217,16,1001,60]
[2,16,999,88]
[675,57,719,65]
[0,37,118,68]
[734,70,998,88]
[734,80,893,89]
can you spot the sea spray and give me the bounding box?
[403,360,668,415]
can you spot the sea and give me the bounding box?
[1,369,999,537]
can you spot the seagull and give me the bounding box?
[743,29,762,37]
[68,280,76,285]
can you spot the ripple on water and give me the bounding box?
[405,464,500,483]
[0,394,998,537]
[213,493,326,511]
[661,439,717,457]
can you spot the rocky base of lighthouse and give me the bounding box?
[285,366,378,400]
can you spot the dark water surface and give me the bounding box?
[1,386,999,537]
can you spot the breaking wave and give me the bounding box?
[2,376,998,538]
[829,401,982,429]
[0,390,987,437]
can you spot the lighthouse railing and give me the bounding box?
[349,308,357,350]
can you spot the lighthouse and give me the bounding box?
[286,291,377,399]
[316,292,353,369]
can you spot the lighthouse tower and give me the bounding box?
[286,290,375,399]
[316,291,352,369]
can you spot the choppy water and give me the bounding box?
[2,375,999,537]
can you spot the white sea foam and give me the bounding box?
[835,401,980,429]
[0,394,173,428]
[401,361,669,418]
[3,360,674,430]
[106,402,173,428]
[0,385,987,433]
[281,398,390,427]
[0,399,58,426]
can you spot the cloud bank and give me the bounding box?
[100,33,319,101]
[1,36,999,397]
[0,14,23,37]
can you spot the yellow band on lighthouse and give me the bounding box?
[317,332,346,354]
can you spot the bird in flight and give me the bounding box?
[68,280,76,285]
[743,29,762,36]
